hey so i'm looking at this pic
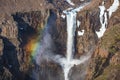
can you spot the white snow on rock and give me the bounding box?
[77,20,81,27]
[96,0,119,38]
[78,30,84,36]
[66,0,75,6]
[96,3,107,38]
[61,14,66,19]
[107,0,119,18]
[96,12,107,38]
[99,3,106,22]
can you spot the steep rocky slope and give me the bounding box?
[0,0,120,80]
[0,0,53,14]
[85,1,120,79]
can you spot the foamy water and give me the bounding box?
[34,0,120,80]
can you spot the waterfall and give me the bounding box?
[66,0,75,6]
[61,3,90,80]
[66,12,76,61]
[63,0,120,79]
[34,2,93,80]
[34,0,120,80]
[34,3,90,80]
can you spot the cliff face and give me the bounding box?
[85,1,120,80]
[0,0,120,80]
[0,0,53,14]
[0,10,50,80]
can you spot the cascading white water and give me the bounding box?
[55,1,119,80]
[35,0,120,80]
[66,0,75,6]
[61,3,90,80]
[66,11,76,61]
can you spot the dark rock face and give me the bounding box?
[1,36,22,80]
[0,10,50,80]
[0,0,120,80]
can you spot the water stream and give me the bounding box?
[34,0,119,80]
[60,3,90,80]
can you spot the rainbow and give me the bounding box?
[25,27,45,64]
[25,11,50,64]
[25,37,39,63]
[24,18,50,64]
[26,38,39,57]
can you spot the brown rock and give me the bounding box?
[94,47,109,58]
[110,52,120,65]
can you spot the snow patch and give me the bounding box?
[77,20,81,27]
[78,30,84,36]
[61,14,66,19]
[96,12,107,38]
[107,0,119,18]
[96,0,119,38]
[96,3,107,38]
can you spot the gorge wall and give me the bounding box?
[0,0,120,80]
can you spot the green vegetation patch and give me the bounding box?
[95,64,120,80]
[100,24,120,53]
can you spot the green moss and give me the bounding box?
[109,46,117,54]
[94,24,120,80]
[95,64,120,80]
[100,24,120,53]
